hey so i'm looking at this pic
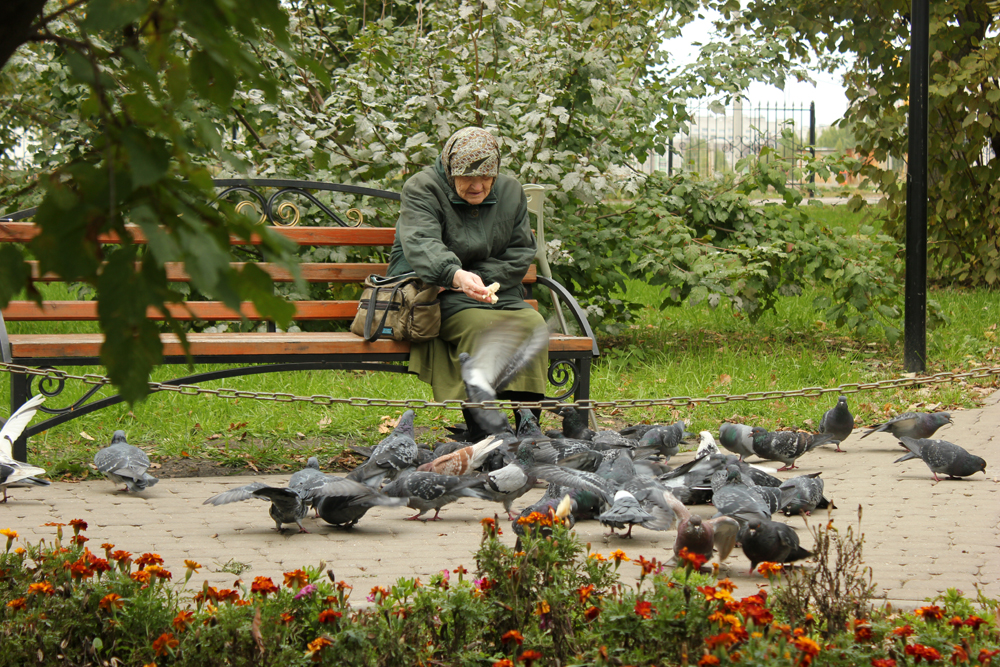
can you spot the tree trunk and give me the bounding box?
[0,0,49,71]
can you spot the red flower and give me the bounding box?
[964,616,986,631]
[70,535,89,546]
[6,598,27,611]
[453,565,468,575]
[705,633,738,650]
[636,555,659,575]
[502,630,524,645]
[584,606,601,622]
[634,600,654,619]
[871,659,897,667]
[677,547,707,570]
[742,603,773,626]
[172,611,194,632]
[518,650,542,666]
[280,612,295,624]
[577,584,595,604]
[135,553,164,568]
[916,605,945,621]
[952,645,969,664]
[905,643,942,663]
[318,609,342,624]
[69,518,88,533]
[250,576,279,597]
[493,661,514,667]
[152,633,179,656]
[893,625,915,638]
[480,516,502,537]
[699,656,722,667]
[979,648,1000,665]
[855,625,874,643]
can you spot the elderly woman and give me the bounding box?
[386,126,547,438]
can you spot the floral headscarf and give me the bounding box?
[441,127,501,188]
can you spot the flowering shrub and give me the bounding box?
[0,520,996,666]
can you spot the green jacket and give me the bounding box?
[387,156,537,321]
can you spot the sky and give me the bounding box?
[662,14,850,128]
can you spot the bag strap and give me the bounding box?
[361,282,406,342]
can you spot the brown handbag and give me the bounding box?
[350,272,441,342]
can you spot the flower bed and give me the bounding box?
[0,518,996,666]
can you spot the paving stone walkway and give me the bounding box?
[4,389,997,609]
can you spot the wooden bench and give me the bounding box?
[0,179,599,461]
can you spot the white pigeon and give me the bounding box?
[93,430,159,492]
[0,394,50,501]
[695,431,720,459]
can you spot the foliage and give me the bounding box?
[730,0,1000,287]
[0,517,998,666]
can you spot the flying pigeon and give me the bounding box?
[750,427,838,471]
[894,437,987,482]
[93,430,159,493]
[204,482,311,533]
[718,422,756,460]
[0,394,50,501]
[818,395,854,452]
[347,410,419,488]
[381,470,491,521]
[741,518,812,576]
[859,411,952,441]
[460,321,549,438]
[658,490,739,565]
[779,473,836,516]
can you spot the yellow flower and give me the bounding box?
[610,549,630,563]
[184,560,203,571]
[588,552,606,562]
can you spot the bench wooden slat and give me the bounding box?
[24,261,537,284]
[2,222,396,246]
[7,332,596,359]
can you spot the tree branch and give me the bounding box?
[0,0,50,70]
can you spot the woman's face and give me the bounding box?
[454,175,494,205]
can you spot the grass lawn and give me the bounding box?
[2,201,998,478]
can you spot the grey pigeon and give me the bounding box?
[347,410,419,488]
[741,518,812,576]
[750,427,838,471]
[894,437,987,482]
[718,422,755,460]
[204,482,311,533]
[313,479,407,528]
[638,420,689,459]
[0,394,50,501]
[710,463,788,515]
[779,473,835,516]
[460,320,549,437]
[818,395,854,452]
[710,465,773,528]
[93,430,159,493]
[859,411,952,441]
[618,423,658,440]
[552,406,595,440]
[381,470,491,521]
[658,490,739,565]
[598,490,654,538]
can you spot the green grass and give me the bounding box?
[2,202,998,477]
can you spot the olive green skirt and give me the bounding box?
[408,308,549,401]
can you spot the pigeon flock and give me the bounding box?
[0,320,990,577]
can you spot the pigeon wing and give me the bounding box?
[0,394,46,459]
[203,482,271,506]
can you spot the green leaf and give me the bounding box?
[121,128,171,188]
[82,0,148,32]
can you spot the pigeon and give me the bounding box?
[313,479,407,528]
[779,473,836,516]
[347,410,419,487]
[718,422,755,460]
[894,437,987,482]
[381,470,491,521]
[618,423,658,441]
[818,395,854,452]
[696,431,720,459]
[416,435,507,476]
[741,518,812,576]
[710,463,789,515]
[460,320,549,438]
[750,427,838,471]
[0,394,50,501]
[204,482,311,533]
[658,490,739,564]
[597,490,655,538]
[637,420,689,459]
[859,411,952,441]
[93,430,159,493]
[551,406,595,440]
[710,465,773,528]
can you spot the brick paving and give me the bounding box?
[4,389,997,608]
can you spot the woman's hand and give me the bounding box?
[452,269,495,303]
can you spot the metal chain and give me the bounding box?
[1,360,998,411]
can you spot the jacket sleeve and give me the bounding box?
[466,188,535,290]
[396,179,462,289]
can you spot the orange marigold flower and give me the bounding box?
[634,600,654,619]
[283,569,310,590]
[27,582,54,596]
[964,616,986,631]
[318,609,342,624]
[131,570,151,583]
[88,556,111,573]
[742,604,773,626]
[151,633,179,656]
[794,636,821,657]
[69,560,94,579]
[577,584,595,605]
[101,542,114,551]
[502,630,524,645]
[609,549,629,563]
[305,637,333,659]
[870,659,897,667]
[493,660,514,667]
[636,555,659,576]
[517,511,552,527]
[280,612,295,624]
[588,552,606,562]
[146,565,172,580]
[951,645,969,664]
[453,565,468,575]
[6,597,27,611]
[135,553,164,568]
[717,578,737,592]
[99,593,124,610]
[111,550,132,563]
[69,519,88,533]
[480,516,502,536]
[71,535,89,546]
[518,650,542,666]
[905,644,942,663]
[892,625,915,638]
[978,649,1000,665]
[250,576,279,597]
[535,600,550,616]
[915,605,945,621]
[216,589,241,604]
[172,610,194,632]
[757,562,784,577]
[184,560,202,572]
[677,547,708,570]
[698,655,722,667]
[705,632,738,650]
[0,528,17,540]
[699,585,735,603]
[584,606,601,622]
[855,625,874,643]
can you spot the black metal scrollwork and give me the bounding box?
[29,368,105,415]
[546,359,579,402]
